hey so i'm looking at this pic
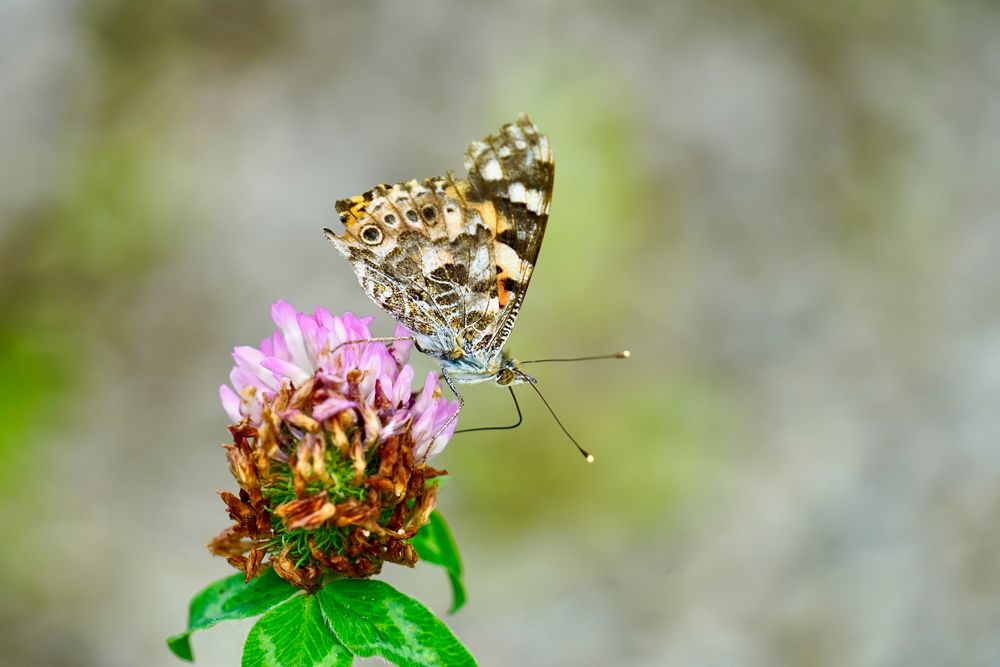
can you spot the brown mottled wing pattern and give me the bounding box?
[324,179,465,356]
[461,113,553,356]
[325,114,553,366]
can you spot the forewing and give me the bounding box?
[326,178,485,357]
[461,113,553,355]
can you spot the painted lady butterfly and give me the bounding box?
[325,114,613,456]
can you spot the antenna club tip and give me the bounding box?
[585,453,595,463]
[620,350,631,358]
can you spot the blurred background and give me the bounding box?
[3,1,999,665]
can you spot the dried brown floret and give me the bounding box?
[210,368,447,587]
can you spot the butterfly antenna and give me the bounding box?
[519,351,630,365]
[517,371,594,463]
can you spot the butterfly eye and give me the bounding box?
[360,225,383,245]
[383,213,397,226]
[495,368,515,386]
[405,210,419,223]
[421,205,437,223]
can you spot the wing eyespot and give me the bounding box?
[383,213,397,226]
[421,205,438,224]
[405,209,419,223]
[360,224,383,245]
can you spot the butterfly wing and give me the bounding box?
[325,114,553,367]
[325,179,466,357]
[460,113,553,357]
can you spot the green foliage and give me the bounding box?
[0,330,73,487]
[318,579,476,667]
[242,595,352,667]
[167,569,298,661]
[411,511,467,612]
[58,137,174,278]
[169,568,474,665]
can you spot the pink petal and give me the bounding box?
[359,353,385,398]
[329,314,349,347]
[230,366,264,393]
[260,357,311,385]
[314,325,331,356]
[411,408,435,444]
[233,346,278,389]
[270,300,312,373]
[390,365,414,407]
[390,322,414,365]
[259,335,274,357]
[312,397,356,421]
[413,371,439,413]
[380,411,411,439]
[359,344,397,385]
[219,385,242,422]
[297,313,321,361]
[271,331,290,361]
[340,312,374,343]
[418,401,460,459]
[313,307,336,330]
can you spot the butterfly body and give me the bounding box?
[437,349,534,387]
[325,113,552,396]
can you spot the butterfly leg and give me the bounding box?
[441,368,463,402]
[427,369,465,447]
[329,336,415,357]
[456,387,522,433]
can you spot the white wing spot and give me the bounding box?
[407,180,431,196]
[538,136,551,161]
[508,182,527,203]
[470,245,490,276]
[481,158,503,181]
[494,243,527,276]
[497,145,512,158]
[525,188,544,214]
[469,141,488,158]
[421,246,449,272]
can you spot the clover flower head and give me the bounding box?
[210,301,460,588]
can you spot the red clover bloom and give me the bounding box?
[210,301,460,588]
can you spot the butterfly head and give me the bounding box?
[495,358,535,387]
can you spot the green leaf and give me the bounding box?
[411,511,467,612]
[168,569,299,662]
[166,634,194,662]
[318,579,476,667]
[242,595,353,667]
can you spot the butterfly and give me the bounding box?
[325,113,552,408]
